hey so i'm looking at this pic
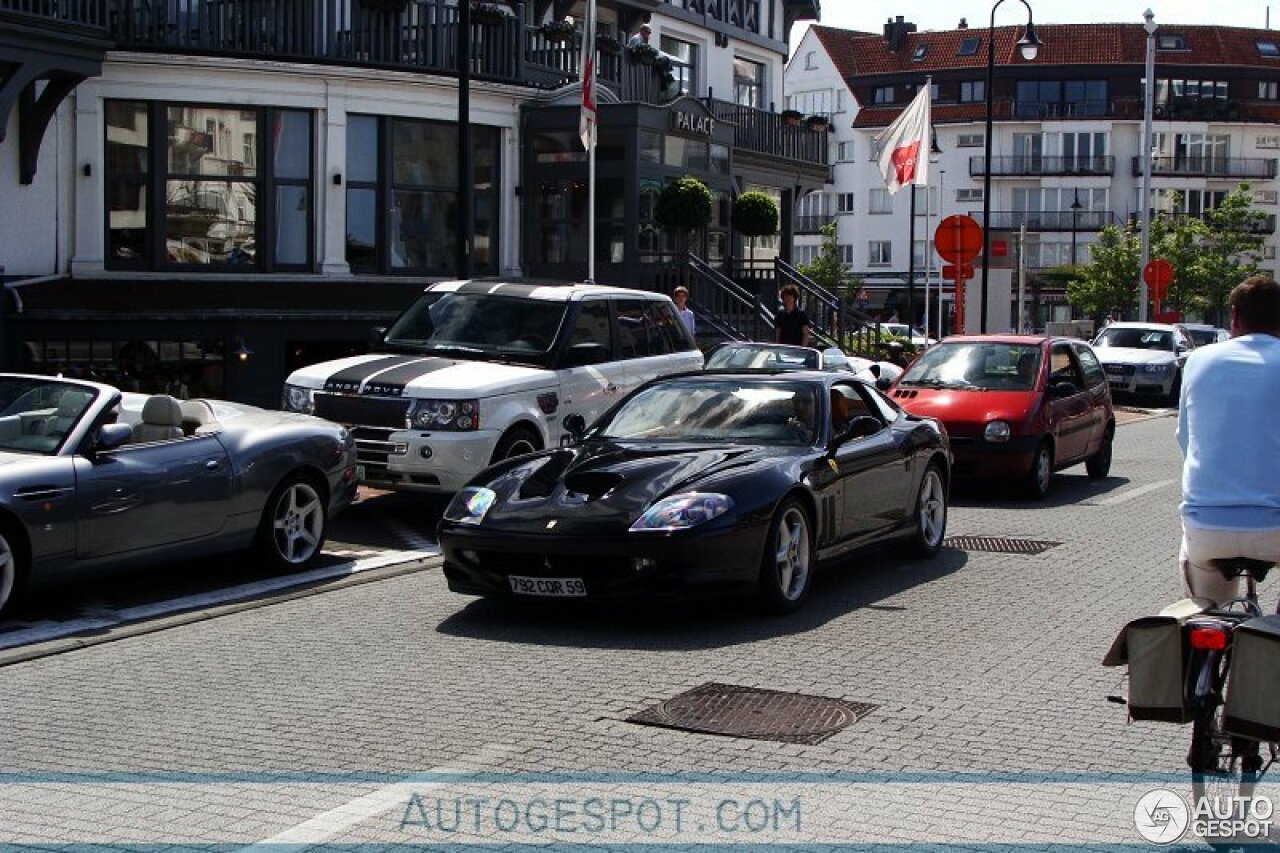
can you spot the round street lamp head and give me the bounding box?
[1143,8,1157,34]
[1017,21,1042,61]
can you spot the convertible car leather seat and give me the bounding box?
[132,395,184,443]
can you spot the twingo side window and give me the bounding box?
[1049,343,1087,389]
[1074,344,1106,388]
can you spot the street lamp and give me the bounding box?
[979,0,1042,333]
[1070,189,1083,266]
[1138,9,1157,321]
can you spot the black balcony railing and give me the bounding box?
[1013,100,1110,119]
[1127,211,1278,235]
[708,98,829,167]
[0,0,107,28]
[1130,156,1278,179]
[970,210,1116,231]
[793,215,830,234]
[970,155,1115,177]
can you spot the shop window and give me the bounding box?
[345,116,500,274]
[24,339,227,398]
[105,101,312,272]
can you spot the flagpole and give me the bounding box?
[580,0,598,283]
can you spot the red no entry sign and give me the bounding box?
[1144,258,1173,301]
[935,215,983,264]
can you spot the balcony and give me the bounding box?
[1127,211,1278,235]
[1,0,108,28]
[971,210,1117,231]
[707,98,829,170]
[793,215,830,234]
[1013,100,1110,119]
[1130,156,1278,179]
[970,155,1115,178]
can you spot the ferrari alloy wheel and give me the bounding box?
[1024,441,1053,501]
[910,464,948,557]
[0,532,18,617]
[256,475,328,571]
[757,498,814,614]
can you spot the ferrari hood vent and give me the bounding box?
[518,450,575,499]
[563,470,624,501]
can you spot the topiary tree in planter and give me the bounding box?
[654,176,713,285]
[732,191,778,268]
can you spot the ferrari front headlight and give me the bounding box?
[630,493,734,532]
[444,487,497,525]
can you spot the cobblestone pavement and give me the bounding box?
[0,412,1275,850]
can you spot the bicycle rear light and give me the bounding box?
[1189,626,1229,651]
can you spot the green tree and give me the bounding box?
[797,222,858,296]
[731,191,778,266]
[654,176,713,283]
[1194,184,1265,323]
[1065,222,1141,324]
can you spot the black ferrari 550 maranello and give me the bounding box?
[438,371,951,613]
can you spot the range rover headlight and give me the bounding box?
[282,383,315,414]
[410,399,480,431]
[444,487,497,524]
[984,420,1012,443]
[630,493,734,532]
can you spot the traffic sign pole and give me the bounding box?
[935,215,983,336]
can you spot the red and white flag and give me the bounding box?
[578,0,597,150]
[874,83,931,194]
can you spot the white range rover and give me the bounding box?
[281,281,703,493]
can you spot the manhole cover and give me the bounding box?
[945,535,1061,555]
[628,682,876,745]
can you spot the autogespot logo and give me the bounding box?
[1135,789,1190,844]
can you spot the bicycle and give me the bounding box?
[1182,559,1280,814]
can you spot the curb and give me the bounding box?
[0,555,444,669]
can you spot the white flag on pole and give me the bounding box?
[874,84,931,194]
[578,0,598,150]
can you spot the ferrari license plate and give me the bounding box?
[508,576,586,597]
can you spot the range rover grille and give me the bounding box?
[313,393,409,429]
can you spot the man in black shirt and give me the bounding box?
[774,284,812,347]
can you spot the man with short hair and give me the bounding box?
[627,23,651,48]
[1176,275,1280,604]
[774,284,812,347]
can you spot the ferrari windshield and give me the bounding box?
[705,344,819,370]
[899,342,1043,391]
[1094,327,1175,351]
[598,380,820,445]
[0,377,97,454]
[384,292,568,363]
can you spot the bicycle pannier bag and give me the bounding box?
[1124,616,1191,722]
[1223,614,1280,741]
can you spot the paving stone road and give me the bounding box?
[0,411,1275,850]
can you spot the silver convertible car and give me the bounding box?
[0,374,358,615]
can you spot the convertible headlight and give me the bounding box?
[410,399,479,431]
[630,493,734,532]
[443,487,497,524]
[983,420,1012,443]
[1141,363,1173,374]
[282,383,315,414]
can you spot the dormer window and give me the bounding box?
[1259,41,1280,58]
[912,43,928,61]
[957,37,980,56]
[1157,34,1188,51]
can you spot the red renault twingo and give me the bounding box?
[889,335,1115,498]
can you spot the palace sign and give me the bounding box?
[673,111,716,136]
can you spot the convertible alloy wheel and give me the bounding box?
[757,499,814,614]
[257,477,328,570]
[0,533,16,616]
[912,465,948,557]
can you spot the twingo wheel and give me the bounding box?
[755,497,815,615]
[0,529,24,617]
[1086,429,1114,479]
[491,426,542,464]
[255,474,328,571]
[909,462,948,557]
[1023,440,1053,500]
